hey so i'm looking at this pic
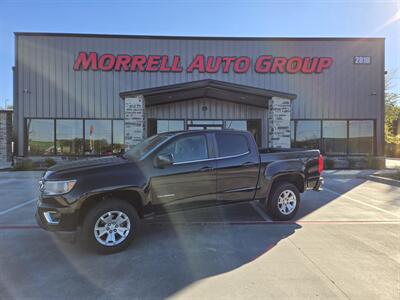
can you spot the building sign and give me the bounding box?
[73,52,333,74]
[353,56,371,64]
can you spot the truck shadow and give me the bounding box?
[108,222,302,298]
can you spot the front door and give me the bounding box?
[150,133,217,209]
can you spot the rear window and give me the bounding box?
[216,133,249,157]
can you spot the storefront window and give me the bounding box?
[225,120,247,131]
[157,120,184,133]
[247,119,262,147]
[187,120,223,130]
[290,120,295,147]
[349,120,374,154]
[55,120,83,155]
[147,119,157,137]
[84,120,112,155]
[322,121,347,154]
[27,119,55,155]
[112,120,124,154]
[295,120,321,150]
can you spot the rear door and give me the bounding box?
[215,132,260,201]
[149,133,217,208]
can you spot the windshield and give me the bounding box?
[123,134,172,160]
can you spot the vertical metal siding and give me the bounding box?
[15,35,385,155]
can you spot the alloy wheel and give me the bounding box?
[277,189,297,215]
[94,210,131,246]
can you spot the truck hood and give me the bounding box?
[46,156,128,176]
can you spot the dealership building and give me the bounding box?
[9,33,385,165]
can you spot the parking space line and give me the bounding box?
[143,220,400,226]
[0,198,37,216]
[0,179,18,186]
[324,188,399,217]
[0,225,40,229]
[0,220,399,230]
[250,200,272,221]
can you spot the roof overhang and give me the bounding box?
[120,79,296,109]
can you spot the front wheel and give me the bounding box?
[266,182,300,221]
[80,198,140,254]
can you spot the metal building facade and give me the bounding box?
[14,33,385,156]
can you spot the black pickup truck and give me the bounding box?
[36,130,323,253]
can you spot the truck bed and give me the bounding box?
[259,147,320,163]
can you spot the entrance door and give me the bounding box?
[187,120,223,131]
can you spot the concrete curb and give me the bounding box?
[364,174,400,187]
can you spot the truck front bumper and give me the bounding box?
[35,197,79,232]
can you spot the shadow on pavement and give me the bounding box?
[0,222,301,299]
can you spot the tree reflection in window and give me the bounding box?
[56,120,83,155]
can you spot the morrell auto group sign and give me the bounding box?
[73,52,333,74]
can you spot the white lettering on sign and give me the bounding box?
[353,56,371,65]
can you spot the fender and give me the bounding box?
[256,159,306,203]
[75,184,149,211]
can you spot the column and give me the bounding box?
[0,110,13,162]
[268,97,291,148]
[124,95,145,151]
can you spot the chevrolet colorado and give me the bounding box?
[36,130,323,253]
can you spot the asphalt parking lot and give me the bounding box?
[0,170,399,299]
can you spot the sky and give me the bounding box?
[0,0,399,109]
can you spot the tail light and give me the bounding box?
[318,154,324,174]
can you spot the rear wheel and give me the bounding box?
[266,182,300,221]
[79,198,140,254]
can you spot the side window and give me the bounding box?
[216,133,249,157]
[159,135,208,163]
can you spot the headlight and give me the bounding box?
[42,180,77,195]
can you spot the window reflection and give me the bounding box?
[27,119,54,155]
[56,120,83,155]
[349,120,374,154]
[290,120,295,147]
[84,120,112,155]
[216,133,249,157]
[157,120,184,133]
[159,135,208,163]
[322,121,347,154]
[112,120,124,154]
[295,120,321,150]
[225,120,247,131]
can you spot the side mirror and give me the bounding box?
[154,153,174,168]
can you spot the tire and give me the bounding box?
[266,182,300,221]
[79,198,140,254]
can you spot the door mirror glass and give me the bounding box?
[154,153,174,168]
